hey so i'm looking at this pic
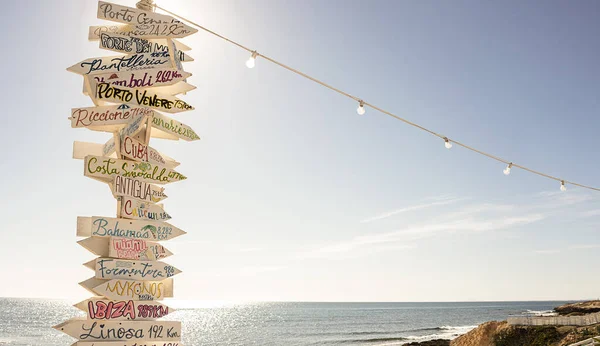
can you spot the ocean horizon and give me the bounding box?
[0,297,578,345]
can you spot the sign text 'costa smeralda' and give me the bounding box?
[80,277,174,301]
[77,216,185,241]
[84,155,186,184]
[75,298,172,321]
[78,236,173,261]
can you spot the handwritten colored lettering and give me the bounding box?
[105,280,164,300]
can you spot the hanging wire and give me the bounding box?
[154,4,600,193]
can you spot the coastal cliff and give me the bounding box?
[448,301,600,346]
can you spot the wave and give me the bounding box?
[522,309,557,317]
[333,325,478,345]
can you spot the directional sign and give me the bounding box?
[84,155,186,184]
[71,104,149,129]
[88,68,193,91]
[89,25,192,51]
[151,112,200,141]
[79,277,174,301]
[121,197,171,222]
[74,142,179,169]
[94,82,194,114]
[73,341,183,346]
[74,298,173,321]
[99,32,194,62]
[84,258,181,281]
[121,135,170,167]
[78,236,173,261]
[112,175,168,204]
[54,319,181,341]
[77,216,186,241]
[68,53,172,76]
[97,1,197,39]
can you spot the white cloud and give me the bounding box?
[534,249,561,255]
[360,196,464,223]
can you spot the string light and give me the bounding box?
[246,51,258,68]
[155,4,600,193]
[444,137,452,149]
[560,180,567,192]
[357,100,366,115]
[503,163,513,175]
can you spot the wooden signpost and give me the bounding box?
[75,298,173,321]
[120,197,172,221]
[99,32,194,62]
[79,277,174,301]
[78,236,174,260]
[59,1,198,343]
[54,319,181,341]
[77,216,186,241]
[84,258,182,281]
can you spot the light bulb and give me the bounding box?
[246,51,258,69]
[444,138,452,149]
[560,181,567,192]
[503,163,512,175]
[357,105,365,115]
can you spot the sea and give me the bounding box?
[0,298,572,346]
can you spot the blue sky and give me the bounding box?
[1,0,599,301]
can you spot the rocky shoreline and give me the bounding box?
[406,301,600,346]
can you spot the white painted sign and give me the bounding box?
[112,175,168,204]
[78,236,174,261]
[79,277,174,301]
[76,216,186,241]
[84,258,181,281]
[151,112,200,141]
[121,135,169,166]
[99,32,194,62]
[73,142,179,169]
[73,341,183,346]
[68,54,172,76]
[70,104,150,129]
[74,298,173,321]
[54,319,181,341]
[121,197,171,221]
[94,82,194,113]
[84,155,186,184]
[87,68,193,92]
[97,1,197,39]
[89,25,192,51]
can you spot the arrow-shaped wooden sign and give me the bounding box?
[77,216,185,241]
[84,155,186,184]
[97,1,197,39]
[99,32,194,62]
[79,277,174,301]
[78,236,174,261]
[54,319,181,341]
[151,112,200,141]
[94,82,194,113]
[74,298,173,321]
[86,68,194,96]
[84,258,181,281]
[121,197,171,222]
[73,341,184,346]
[89,25,192,51]
[68,53,172,76]
[112,175,168,204]
[121,135,172,168]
